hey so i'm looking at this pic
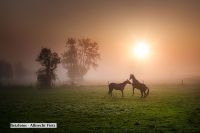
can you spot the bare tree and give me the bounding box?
[62,38,100,83]
[36,48,61,88]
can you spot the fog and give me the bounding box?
[1,0,200,85]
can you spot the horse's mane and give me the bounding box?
[133,78,140,84]
[130,74,143,85]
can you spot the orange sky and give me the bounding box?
[0,0,200,83]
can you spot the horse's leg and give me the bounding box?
[144,87,149,97]
[132,84,135,95]
[145,89,147,97]
[143,89,146,97]
[144,90,147,97]
[108,88,113,97]
[140,90,143,98]
[121,90,124,97]
[108,88,111,96]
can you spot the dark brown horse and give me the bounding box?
[129,74,149,97]
[108,80,131,97]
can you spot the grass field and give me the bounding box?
[0,84,200,133]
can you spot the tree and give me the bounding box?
[62,38,100,83]
[36,48,61,88]
[0,60,13,80]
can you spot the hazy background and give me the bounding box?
[0,0,200,84]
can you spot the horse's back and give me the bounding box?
[109,83,122,90]
[109,83,116,88]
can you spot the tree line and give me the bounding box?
[36,38,100,88]
[0,61,30,85]
[0,38,100,88]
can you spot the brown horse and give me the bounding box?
[129,74,149,97]
[108,80,131,97]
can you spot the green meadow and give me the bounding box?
[0,84,200,133]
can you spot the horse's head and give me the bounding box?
[125,79,132,84]
[129,74,136,80]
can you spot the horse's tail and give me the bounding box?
[145,87,149,97]
[108,81,110,95]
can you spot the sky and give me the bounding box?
[0,0,200,84]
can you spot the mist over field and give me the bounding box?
[0,0,200,85]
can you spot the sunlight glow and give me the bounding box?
[133,41,150,59]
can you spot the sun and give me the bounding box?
[132,41,150,59]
